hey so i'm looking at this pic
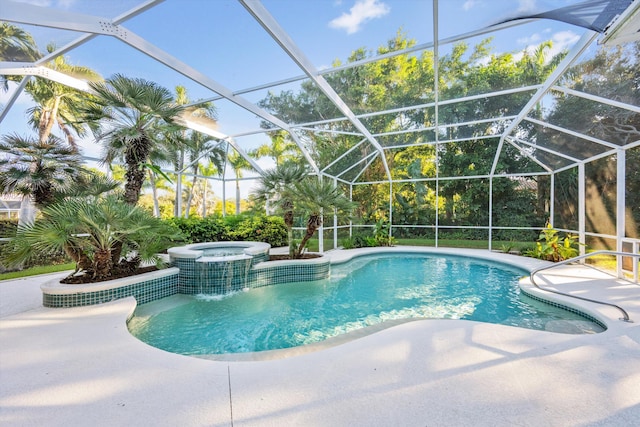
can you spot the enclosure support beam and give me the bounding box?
[488,177,493,251]
[433,0,440,248]
[349,184,353,239]
[318,175,324,253]
[550,173,555,226]
[617,148,626,278]
[578,163,586,257]
[239,0,390,182]
[492,30,598,175]
[0,75,29,124]
[389,181,393,240]
[333,178,339,250]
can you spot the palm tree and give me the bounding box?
[3,195,182,280]
[226,150,255,215]
[199,160,221,217]
[0,133,84,224]
[183,135,225,218]
[81,74,185,206]
[0,23,40,90]
[253,130,299,166]
[24,44,101,148]
[167,86,218,217]
[254,162,354,258]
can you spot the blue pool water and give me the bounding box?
[128,254,604,355]
[201,247,245,257]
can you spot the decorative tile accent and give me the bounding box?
[42,271,179,308]
[172,253,330,294]
[43,242,331,307]
[519,288,607,330]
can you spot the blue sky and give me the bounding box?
[1,0,590,177]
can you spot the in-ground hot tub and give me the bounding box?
[168,241,271,294]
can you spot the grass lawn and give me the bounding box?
[394,238,531,250]
[302,238,531,252]
[0,263,75,281]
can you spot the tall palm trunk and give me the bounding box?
[235,178,241,214]
[282,200,295,258]
[93,248,113,280]
[123,138,150,206]
[174,150,184,217]
[39,97,60,143]
[202,181,208,217]
[148,169,160,217]
[295,213,321,258]
[185,174,198,218]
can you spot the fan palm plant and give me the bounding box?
[3,195,183,281]
[0,133,85,213]
[254,162,355,258]
[81,74,185,206]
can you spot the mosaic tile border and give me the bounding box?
[41,255,331,307]
[519,287,608,330]
[173,253,330,294]
[42,268,179,308]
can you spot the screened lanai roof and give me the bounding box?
[1,0,639,185]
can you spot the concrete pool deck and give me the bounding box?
[1,248,639,426]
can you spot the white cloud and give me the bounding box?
[517,0,537,13]
[513,30,580,63]
[462,0,479,11]
[517,33,541,45]
[329,0,390,34]
[549,30,580,55]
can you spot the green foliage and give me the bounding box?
[2,196,183,280]
[340,220,395,249]
[373,219,395,247]
[1,220,70,273]
[0,133,86,209]
[254,162,355,258]
[166,216,227,243]
[258,34,566,230]
[524,223,581,262]
[227,215,288,247]
[0,219,17,237]
[165,214,288,248]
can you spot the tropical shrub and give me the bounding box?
[340,221,395,249]
[341,233,371,249]
[373,219,395,247]
[166,216,227,243]
[2,196,183,282]
[253,162,355,259]
[227,215,287,247]
[0,219,17,237]
[165,214,288,247]
[524,223,581,262]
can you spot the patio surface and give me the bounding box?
[1,248,639,426]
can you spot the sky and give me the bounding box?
[0,0,596,196]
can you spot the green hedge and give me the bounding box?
[0,219,17,237]
[165,214,287,247]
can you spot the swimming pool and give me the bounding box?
[128,253,604,356]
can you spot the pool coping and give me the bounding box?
[137,246,635,361]
[2,246,639,426]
